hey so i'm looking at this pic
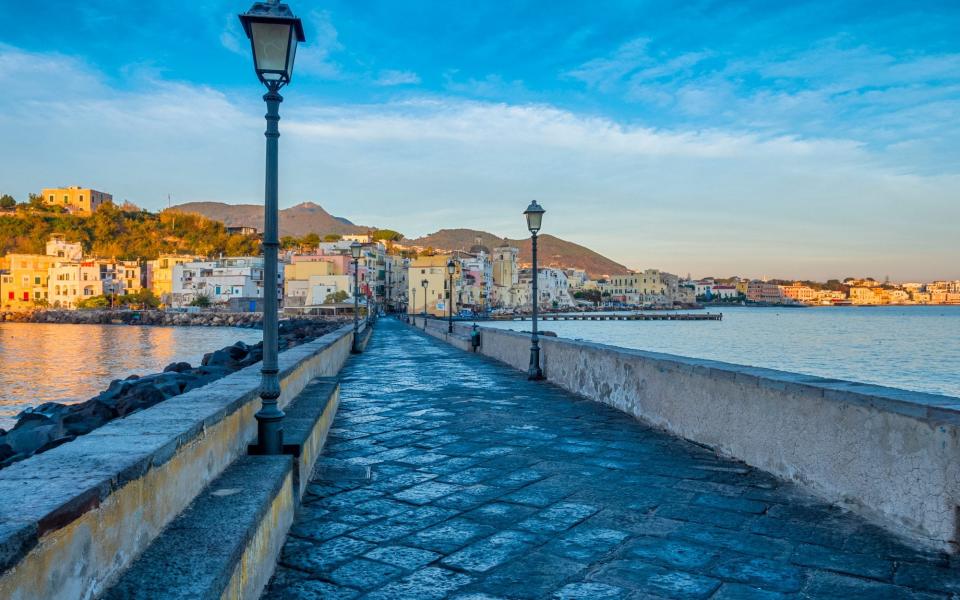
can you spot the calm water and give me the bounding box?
[487,306,960,398]
[0,323,263,428]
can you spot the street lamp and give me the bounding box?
[351,242,362,353]
[447,259,456,333]
[524,200,545,380]
[421,279,429,327]
[239,0,305,455]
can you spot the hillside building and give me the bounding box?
[41,186,112,215]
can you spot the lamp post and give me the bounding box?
[447,259,456,333]
[410,286,416,323]
[524,200,545,380]
[421,279,429,328]
[239,0,305,455]
[351,242,362,353]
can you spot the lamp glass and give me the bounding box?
[250,22,293,81]
[447,261,456,274]
[524,200,545,233]
[351,242,362,259]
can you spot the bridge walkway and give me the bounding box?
[265,318,958,599]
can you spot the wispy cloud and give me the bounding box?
[374,69,421,86]
[293,10,344,79]
[0,43,957,280]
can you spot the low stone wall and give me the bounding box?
[411,316,960,552]
[0,323,359,600]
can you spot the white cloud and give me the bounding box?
[0,44,956,280]
[374,69,421,86]
[294,10,344,79]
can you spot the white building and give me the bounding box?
[48,260,124,308]
[172,257,281,308]
[520,267,574,310]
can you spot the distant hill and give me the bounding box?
[170,202,370,237]
[411,228,629,279]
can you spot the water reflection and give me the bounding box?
[0,323,263,427]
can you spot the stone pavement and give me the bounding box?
[264,318,960,599]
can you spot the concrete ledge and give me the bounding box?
[412,317,960,552]
[101,455,294,600]
[278,378,340,499]
[0,323,358,600]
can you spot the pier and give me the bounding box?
[502,312,722,322]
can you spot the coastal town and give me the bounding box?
[1,186,958,316]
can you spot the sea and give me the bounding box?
[0,323,263,429]
[484,305,960,399]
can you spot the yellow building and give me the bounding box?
[2,254,56,310]
[407,254,460,317]
[41,186,112,215]
[148,255,196,305]
[283,260,337,306]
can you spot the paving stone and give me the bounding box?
[590,560,720,599]
[330,558,404,590]
[893,561,960,594]
[551,582,629,599]
[790,543,894,581]
[365,567,473,600]
[405,519,496,554]
[803,571,942,599]
[262,577,360,599]
[269,320,958,598]
[392,481,463,504]
[476,551,587,599]
[712,583,789,599]
[693,494,768,514]
[709,556,805,593]
[441,530,539,573]
[364,545,441,570]
[288,518,356,542]
[516,502,599,534]
[624,536,718,570]
[463,502,539,527]
[543,526,630,562]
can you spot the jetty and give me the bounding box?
[501,312,722,321]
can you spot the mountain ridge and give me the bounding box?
[171,203,629,279]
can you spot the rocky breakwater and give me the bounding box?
[0,309,266,327]
[0,319,340,469]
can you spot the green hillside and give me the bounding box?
[0,204,259,260]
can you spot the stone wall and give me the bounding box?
[411,316,960,553]
[0,323,360,600]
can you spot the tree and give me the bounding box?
[322,234,342,242]
[0,195,15,209]
[372,229,403,242]
[302,233,321,250]
[77,295,110,309]
[323,290,349,304]
[189,294,211,308]
[280,235,300,250]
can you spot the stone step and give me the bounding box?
[102,378,342,600]
[102,454,294,600]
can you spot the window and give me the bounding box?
[48,195,53,202]
[64,195,68,204]
[34,277,40,285]
[79,195,84,203]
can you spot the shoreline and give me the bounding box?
[0,309,323,328]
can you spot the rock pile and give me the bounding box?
[0,309,272,327]
[0,319,340,469]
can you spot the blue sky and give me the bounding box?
[1,0,958,279]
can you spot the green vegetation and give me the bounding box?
[372,229,403,242]
[323,290,349,304]
[76,296,110,309]
[0,204,259,259]
[0,194,15,210]
[573,289,601,304]
[189,294,212,308]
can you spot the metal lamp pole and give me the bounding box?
[447,259,456,333]
[421,279,429,328]
[524,200,545,380]
[351,242,362,353]
[239,0,305,454]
